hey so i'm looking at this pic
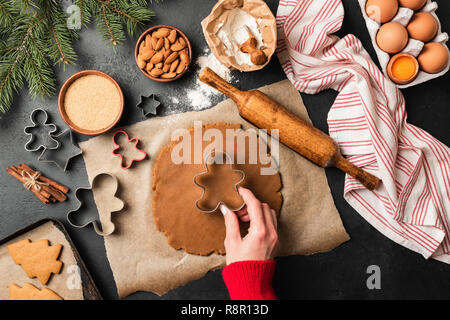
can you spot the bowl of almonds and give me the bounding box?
[135,25,192,82]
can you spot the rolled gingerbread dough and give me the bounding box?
[152,123,282,255]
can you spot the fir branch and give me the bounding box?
[74,0,91,27]
[90,0,154,45]
[39,0,78,65]
[0,14,46,113]
[0,0,158,115]
[0,0,18,28]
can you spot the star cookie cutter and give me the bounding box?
[38,128,82,171]
[112,130,148,169]
[135,93,161,118]
[67,173,124,236]
[24,108,59,152]
[193,151,246,214]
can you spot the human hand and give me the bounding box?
[220,187,278,265]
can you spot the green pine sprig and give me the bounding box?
[0,0,156,115]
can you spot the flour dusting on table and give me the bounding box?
[169,47,238,111]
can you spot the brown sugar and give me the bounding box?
[64,74,121,131]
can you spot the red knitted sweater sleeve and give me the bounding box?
[222,260,277,300]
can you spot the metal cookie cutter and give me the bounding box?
[38,128,82,171]
[112,130,148,169]
[24,108,59,152]
[67,173,124,236]
[193,151,246,213]
[136,93,161,118]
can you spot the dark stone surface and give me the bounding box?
[0,0,449,300]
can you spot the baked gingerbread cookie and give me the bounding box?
[7,239,63,285]
[9,283,63,300]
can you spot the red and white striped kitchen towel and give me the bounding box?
[276,0,450,262]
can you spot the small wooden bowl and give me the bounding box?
[387,53,419,85]
[58,70,124,136]
[135,24,192,82]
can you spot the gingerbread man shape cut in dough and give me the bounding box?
[194,152,245,213]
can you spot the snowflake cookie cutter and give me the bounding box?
[112,130,148,169]
[135,93,161,118]
[193,151,246,214]
[24,108,59,152]
[67,173,124,236]
[38,128,82,171]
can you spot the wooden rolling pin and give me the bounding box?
[199,67,381,190]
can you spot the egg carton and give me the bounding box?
[358,0,450,88]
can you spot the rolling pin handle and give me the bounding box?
[334,155,381,190]
[199,67,244,103]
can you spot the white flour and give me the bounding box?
[169,47,237,111]
[217,8,264,65]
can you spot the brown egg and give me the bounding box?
[387,53,419,84]
[366,0,398,23]
[398,0,426,11]
[376,22,408,54]
[407,12,438,42]
[418,42,449,73]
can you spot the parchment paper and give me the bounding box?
[0,221,83,300]
[80,80,350,297]
[201,0,277,71]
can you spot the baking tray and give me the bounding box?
[0,218,102,300]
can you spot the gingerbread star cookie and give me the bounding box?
[9,283,63,300]
[7,239,63,285]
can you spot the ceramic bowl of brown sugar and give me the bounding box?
[58,70,124,136]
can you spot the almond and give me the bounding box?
[163,64,170,72]
[139,41,146,54]
[179,37,186,47]
[151,36,158,50]
[153,27,170,38]
[146,63,154,72]
[165,51,179,64]
[168,29,177,43]
[150,51,163,64]
[161,72,176,79]
[154,38,164,51]
[137,54,146,69]
[140,46,154,61]
[155,62,163,69]
[163,48,172,60]
[176,61,186,74]
[179,50,189,65]
[150,68,164,77]
[164,37,170,50]
[171,40,185,51]
[170,59,180,72]
[145,34,152,48]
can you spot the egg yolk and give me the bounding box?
[391,56,416,80]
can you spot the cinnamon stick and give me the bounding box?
[19,164,69,194]
[17,165,67,202]
[8,166,52,200]
[6,167,49,204]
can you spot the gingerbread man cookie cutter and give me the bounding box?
[24,108,59,152]
[112,130,148,169]
[67,173,124,236]
[193,151,246,214]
